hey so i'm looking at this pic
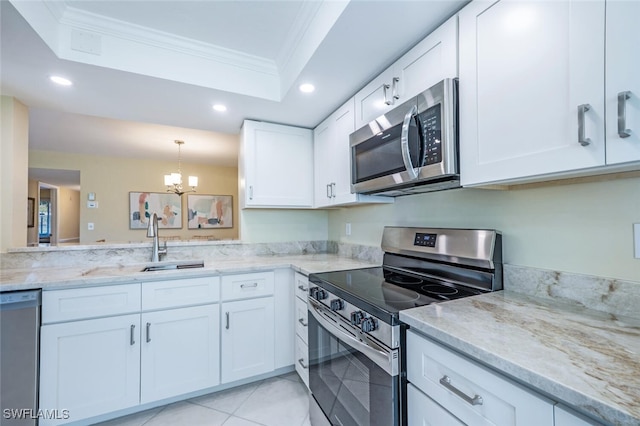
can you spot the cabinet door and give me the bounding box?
[395,15,458,102]
[330,98,359,205]
[605,0,640,164]
[313,115,334,208]
[459,0,605,186]
[294,294,308,344]
[554,404,602,426]
[294,334,309,389]
[39,315,140,425]
[221,297,275,383]
[241,120,313,208]
[354,67,396,130]
[140,305,220,404]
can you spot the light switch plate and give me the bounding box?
[634,223,640,259]
[88,222,94,231]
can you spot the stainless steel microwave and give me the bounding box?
[350,78,459,196]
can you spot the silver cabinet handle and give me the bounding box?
[249,185,253,200]
[439,375,483,406]
[297,285,308,292]
[298,358,308,369]
[146,322,151,343]
[331,183,336,198]
[401,104,419,180]
[298,318,308,327]
[326,183,331,199]
[225,312,230,330]
[383,83,391,106]
[578,104,592,146]
[130,324,135,346]
[240,282,258,289]
[618,91,632,138]
[391,77,399,101]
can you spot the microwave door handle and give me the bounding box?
[401,104,419,180]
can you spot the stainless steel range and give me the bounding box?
[307,226,502,426]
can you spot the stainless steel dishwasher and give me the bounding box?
[1,290,41,426]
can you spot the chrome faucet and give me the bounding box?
[146,212,167,262]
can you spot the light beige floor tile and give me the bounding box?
[190,382,261,414]
[144,401,229,426]
[234,377,309,426]
[222,416,265,426]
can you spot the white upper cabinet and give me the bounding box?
[240,120,313,208]
[459,0,631,186]
[605,0,640,164]
[313,97,393,208]
[354,15,458,130]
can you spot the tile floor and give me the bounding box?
[95,372,310,426]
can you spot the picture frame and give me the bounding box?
[27,197,35,228]
[129,192,182,229]
[187,195,233,229]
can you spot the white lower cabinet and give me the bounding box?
[555,404,603,426]
[221,297,275,383]
[406,330,555,426]
[140,305,220,403]
[40,314,141,425]
[293,272,309,388]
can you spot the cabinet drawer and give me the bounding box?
[407,383,464,426]
[42,284,140,323]
[142,276,220,310]
[294,272,309,301]
[407,330,554,426]
[295,334,309,388]
[221,271,274,301]
[294,295,308,343]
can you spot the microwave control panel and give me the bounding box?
[420,104,442,165]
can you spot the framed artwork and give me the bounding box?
[187,195,233,229]
[129,192,182,229]
[27,197,35,228]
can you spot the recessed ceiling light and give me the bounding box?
[212,104,227,112]
[50,75,72,86]
[299,83,315,93]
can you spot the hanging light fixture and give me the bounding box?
[164,140,198,196]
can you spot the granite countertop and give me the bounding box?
[0,254,378,291]
[400,291,640,426]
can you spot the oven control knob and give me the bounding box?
[360,317,378,333]
[330,299,344,311]
[309,287,318,299]
[311,288,328,301]
[350,311,365,326]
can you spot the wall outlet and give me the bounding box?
[345,223,351,236]
[88,222,94,231]
[634,223,640,259]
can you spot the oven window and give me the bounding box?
[308,313,399,426]
[353,118,421,184]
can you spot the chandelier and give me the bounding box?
[164,140,198,196]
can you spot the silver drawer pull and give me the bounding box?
[298,318,308,327]
[146,322,151,343]
[297,285,308,292]
[225,312,230,330]
[240,282,258,289]
[439,375,483,406]
[298,358,308,369]
[578,104,592,146]
[618,91,632,138]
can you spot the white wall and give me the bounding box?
[240,209,329,243]
[328,176,640,282]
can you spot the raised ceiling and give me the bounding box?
[1,0,467,170]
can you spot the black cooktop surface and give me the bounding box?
[309,267,484,324]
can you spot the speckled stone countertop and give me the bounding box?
[400,291,640,426]
[0,254,378,291]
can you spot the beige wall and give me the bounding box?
[29,150,239,244]
[328,176,640,282]
[0,96,29,252]
[58,187,80,242]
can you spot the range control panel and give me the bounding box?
[414,232,437,247]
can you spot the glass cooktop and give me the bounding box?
[309,267,483,324]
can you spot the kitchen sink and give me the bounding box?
[140,261,205,272]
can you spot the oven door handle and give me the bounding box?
[308,299,398,376]
[401,104,419,180]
